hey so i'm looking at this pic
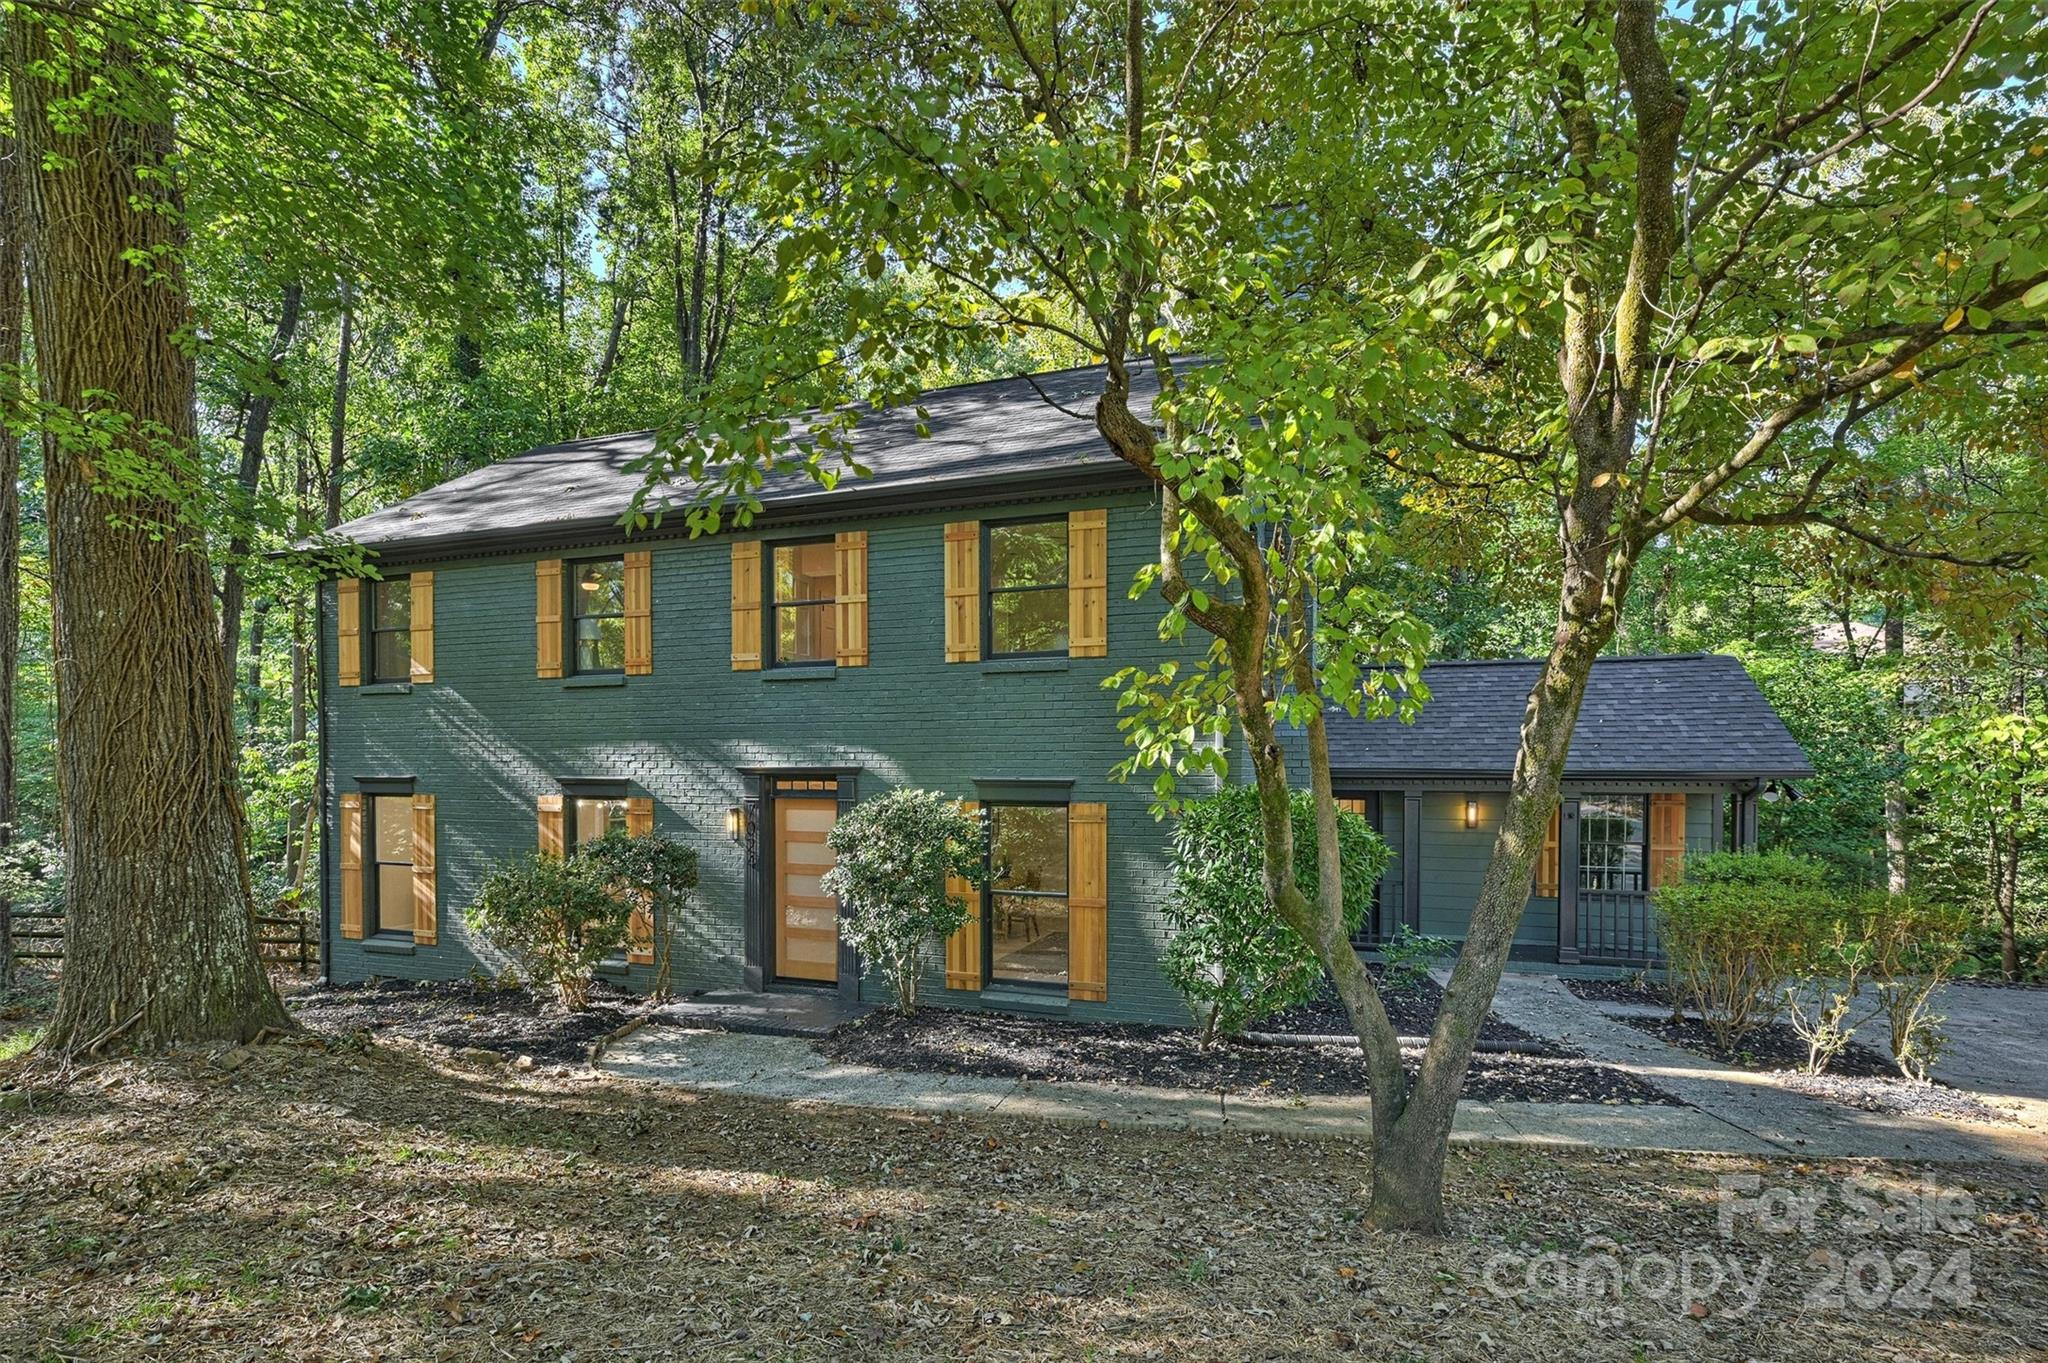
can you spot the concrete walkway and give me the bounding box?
[1487,973,2048,1165]
[597,1019,2039,1162]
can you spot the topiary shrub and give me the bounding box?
[1164,786,1389,1045]
[820,789,986,1014]
[581,832,700,1001]
[464,851,631,1010]
[1653,850,1840,1051]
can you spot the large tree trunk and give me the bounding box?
[218,281,303,688]
[1883,605,1909,894]
[11,2,286,1051]
[0,122,21,993]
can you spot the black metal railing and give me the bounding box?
[1576,889,1662,965]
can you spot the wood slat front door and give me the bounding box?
[774,797,840,982]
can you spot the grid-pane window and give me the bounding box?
[370,794,415,935]
[987,519,1067,656]
[571,558,626,673]
[987,803,1068,987]
[369,577,411,683]
[569,796,628,852]
[1579,795,1647,893]
[770,540,836,666]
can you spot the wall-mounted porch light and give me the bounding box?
[1464,796,1480,829]
[725,805,746,843]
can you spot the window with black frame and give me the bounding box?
[367,576,412,683]
[768,539,837,666]
[986,803,1069,986]
[368,793,415,935]
[984,518,1068,657]
[570,557,626,674]
[1579,794,1648,893]
[568,795,629,853]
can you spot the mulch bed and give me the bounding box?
[1262,973,1539,1047]
[287,979,644,1066]
[1617,1013,1898,1077]
[816,1007,1681,1106]
[1562,974,1671,1008]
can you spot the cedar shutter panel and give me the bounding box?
[1067,509,1108,658]
[535,560,564,678]
[1067,803,1109,1001]
[409,571,435,684]
[339,792,364,939]
[624,551,653,675]
[943,521,980,662]
[625,796,656,963]
[336,579,362,687]
[538,793,566,856]
[1535,806,1561,898]
[1649,793,1688,889]
[730,541,762,671]
[411,794,438,946]
[835,531,869,667]
[944,800,982,990]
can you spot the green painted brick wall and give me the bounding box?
[322,488,1217,1025]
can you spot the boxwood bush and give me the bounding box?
[1652,850,1840,1050]
[1165,786,1389,1045]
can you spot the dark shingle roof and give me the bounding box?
[324,362,1155,561]
[1324,653,1813,781]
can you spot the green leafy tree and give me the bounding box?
[1910,703,2048,979]
[1164,788,1385,1046]
[819,790,985,1015]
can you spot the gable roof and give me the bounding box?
[1323,653,1813,782]
[322,362,1157,563]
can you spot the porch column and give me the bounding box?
[1736,788,1759,850]
[1401,792,1423,932]
[1555,797,1581,964]
[1710,792,1726,852]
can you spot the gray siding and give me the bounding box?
[322,488,1207,1025]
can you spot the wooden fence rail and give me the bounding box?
[8,906,320,974]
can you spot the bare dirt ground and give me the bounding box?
[3,1031,2045,1362]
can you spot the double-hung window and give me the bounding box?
[1578,795,1648,893]
[570,557,627,674]
[367,576,412,683]
[368,793,416,936]
[985,802,1070,987]
[984,518,1068,657]
[768,539,837,666]
[569,795,629,853]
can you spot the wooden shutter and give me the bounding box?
[625,795,655,963]
[538,792,566,856]
[943,521,980,663]
[411,794,438,946]
[1068,803,1109,1001]
[339,792,364,939]
[730,541,762,671]
[1068,509,1108,658]
[944,800,982,990]
[835,531,869,667]
[336,579,362,687]
[1649,793,1688,889]
[1534,806,1561,897]
[409,572,435,683]
[535,560,564,679]
[623,551,653,675]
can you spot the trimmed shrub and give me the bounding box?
[465,851,631,1010]
[1164,786,1389,1045]
[1653,851,1839,1051]
[1780,898,1879,1075]
[581,832,700,1001]
[820,789,986,1014]
[1865,894,1975,1081]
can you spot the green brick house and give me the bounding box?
[316,362,1812,1023]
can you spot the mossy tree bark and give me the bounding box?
[10,1,288,1052]
[0,122,19,994]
